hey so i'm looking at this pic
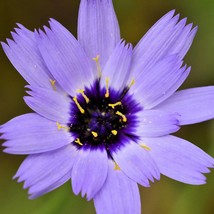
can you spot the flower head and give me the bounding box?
[1,0,214,213]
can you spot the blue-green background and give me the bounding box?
[0,0,214,213]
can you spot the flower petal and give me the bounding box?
[71,148,108,200]
[111,138,160,187]
[1,113,72,154]
[36,19,94,96]
[13,145,77,198]
[78,0,120,67]
[156,86,214,125]
[94,160,141,214]
[24,86,71,124]
[135,110,180,137]
[131,10,197,80]
[131,55,190,109]
[1,24,53,88]
[101,41,133,91]
[143,135,214,185]
[29,171,71,199]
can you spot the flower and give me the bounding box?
[1,0,214,213]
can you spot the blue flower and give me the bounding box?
[1,0,214,213]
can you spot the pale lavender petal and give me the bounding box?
[24,86,70,124]
[101,41,132,91]
[14,145,77,198]
[29,171,71,199]
[143,135,214,184]
[112,138,160,187]
[135,110,180,137]
[78,0,120,66]
[131,10,197,80]
[131,55,190,109]
[94,160,141,214]
[1,113,72,154]
[2,24,54,89]
[36,19,94,96]
[156,86,214,125]
[71,148,108,200]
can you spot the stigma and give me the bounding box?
[73,96,85,114]
[50,79,57,91]
[105,78,110,98]
[116,111,127,123]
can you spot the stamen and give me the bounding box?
[140,143,151,151]
[108,102,122,109]
[50,79,57,91]
[114,162,121,171]
[105,78,110,98]
[77,89,89,103]
[116,111,127,122]
[73,96,85,114]
[92,55,102,77]
[111,130,118,135]
[128,79,135,89]
[56,122,70,131]
[91,131,98,138]
[75,138,83,146]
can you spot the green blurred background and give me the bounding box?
[0,0,214,213]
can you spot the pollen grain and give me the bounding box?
[91,131,98,138]
[111,130,118,135]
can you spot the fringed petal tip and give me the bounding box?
[143,135,214,185]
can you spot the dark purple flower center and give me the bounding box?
[69,80,142,152]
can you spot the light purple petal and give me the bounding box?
[143,135,214,185]
[131,55,190,109]
[94,160,141,214]
[156,86,214,125]
[1,113,73,154]
[78,0,120,67]
[1,24,54,89]
[131,10,197,80]
[135,110,180,137]
[36,19,95,96]
[13,145,77,198]
[112,138,160,187]
[24,86,70,124]
[29,171,71,199]
[71,148,108,200]
[101,41,132,91]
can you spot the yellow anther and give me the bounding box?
[50,79,56,91]
[116,111,127,122]
[56,122,70,131]
[92,55,102,77]
[73,96,85,114]
[111,130,118,135]
[75,138,83,146]
[77,89,89,103]
[128,79,135,89]
[108,102,122,109]
[140,143,151,151]
[91,131,98,138]
[114,162,121,171]
[105,78,110,98]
